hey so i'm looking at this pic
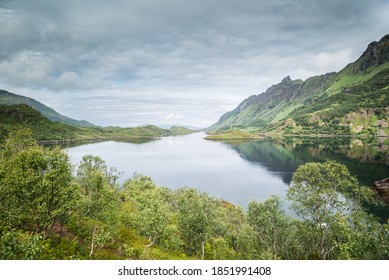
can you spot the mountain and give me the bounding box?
[208,34,389,137]
[0,90,95,127]
[157,123,203,130]
[0,104,197,142]
[0,103,85,141]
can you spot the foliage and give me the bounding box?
[288,161,370,223]
[0,89,95,127]
[0,104,197,142]
[176,188,215,258]
[0,226,44,260]
[248,196,294,259]
[122,175,172,246]
[1,131,387,260]
[75,154,121,257]
[204,129,260,140]
[0,130,78,239]
[208,45,389,137]
[287,161,386,259]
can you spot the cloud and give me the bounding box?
[0,0,387,127]
[166,113,185,121]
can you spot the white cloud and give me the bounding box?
[166,113,185,121]
[0,0,387,127]
[0,50,54,87]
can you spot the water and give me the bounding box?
[65,132,389,219]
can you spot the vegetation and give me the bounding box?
[204,129,261,140]
[207,35,389,137]
[0,89,95,127]
[1,131,388,260]
[0,104,196,142]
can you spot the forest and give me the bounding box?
[0,130,388,260]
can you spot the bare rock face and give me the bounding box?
[372,178,389,203]
[358,34,389,71]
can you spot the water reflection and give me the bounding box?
[65,133,388,221]
[222,137,389,222]
[226,137,388,187]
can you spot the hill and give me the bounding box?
[208,34,389,137]
[0,104,197,142]
[0,104,85,141]
[0,89,95,127]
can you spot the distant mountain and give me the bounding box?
[157,124,202,130]
[0,90,96,127]
[0,104,197,142]
[208,34,389,137]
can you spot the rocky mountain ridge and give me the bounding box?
[208,34,389,137]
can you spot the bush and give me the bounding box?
[0,226,44,260]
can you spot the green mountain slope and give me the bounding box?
[0,89,95,127]
[208,34,389,137]
[0,104,197,142]
[0,104,85,141]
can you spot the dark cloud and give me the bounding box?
[0,0,387,127]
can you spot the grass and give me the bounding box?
[0,104,197,142]
[272,103,302,123]
[204,129,262,140]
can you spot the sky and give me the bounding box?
[0,0,388,128]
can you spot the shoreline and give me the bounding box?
[37,136,162,145]
[204,132,389,141]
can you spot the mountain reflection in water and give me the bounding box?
[66,133,388,222]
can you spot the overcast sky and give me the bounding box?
[1,0,388,127]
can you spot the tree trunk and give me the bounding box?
[146,234,157,247]
[59,223,64,238]
[90,225,97,257]
[201,241,205,260]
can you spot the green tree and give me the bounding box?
[176,188,215,259]
[335,211,389,259]
[75,155,121,257]
[234,223,257,259]
[288,161,363,224]
[248,196,294,259]
[205,237,235,260]
[287,160,380,259]
[208,201,253,259]
[122,175,172,247]
[0,130,77,239]
[0,226,44,260]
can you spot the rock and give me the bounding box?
[352,125,364,134]
[359,34,389,71]
[282,76,292,83]
[375,119,388,128]
[372,178,389,204]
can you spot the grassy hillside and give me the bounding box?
[0,104,85,141]
[208,34,389,137]
[0,104,196,142]
[0,89,95,127]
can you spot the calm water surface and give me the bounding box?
[67,133,289,206]
[66,132,389,218]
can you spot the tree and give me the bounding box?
[176,188,215,259]
[248,196,294,259]
[75,155,121,257]
[0,226,44,260]
[287,160,379,259]
[335,211,389,259]
[288,161,363,224]
[122,174,172,247]
[0,130,77,239]
[209,201,254,259]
